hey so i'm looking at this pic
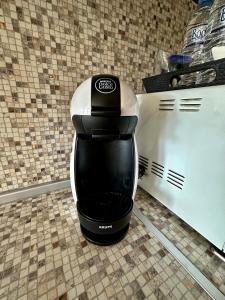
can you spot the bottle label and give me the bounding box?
[220,6,225,22]
[210,6,225,32]
[189,25,207,46]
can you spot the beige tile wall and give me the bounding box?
[0,0,196,192]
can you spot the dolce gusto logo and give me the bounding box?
[95,78,116,94]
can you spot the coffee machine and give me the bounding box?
[70,75,138,245]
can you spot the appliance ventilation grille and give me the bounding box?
[139,155,149,168]
[167,169,185,189]
[139,155,149,178]
[159,99,175,111]
[179,97,202,112]
[151,161,164,178]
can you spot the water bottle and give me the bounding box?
[181,0,214,86]
[198,0,225,83]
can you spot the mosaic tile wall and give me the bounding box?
[0,0,196,192]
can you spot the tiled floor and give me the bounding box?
[0,188,213,300]
[135,188,225,297]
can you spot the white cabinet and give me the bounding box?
[136,85,225,251]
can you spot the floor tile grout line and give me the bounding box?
[0,180,71,204]
[133,205,225,300]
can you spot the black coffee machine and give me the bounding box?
[70,74,139,245]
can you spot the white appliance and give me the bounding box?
[136,85,225,252]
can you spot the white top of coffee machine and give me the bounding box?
[70,76,138,117]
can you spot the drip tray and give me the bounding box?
[80,224,129,246]
[77,192,132,221]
